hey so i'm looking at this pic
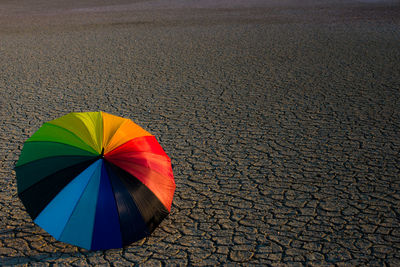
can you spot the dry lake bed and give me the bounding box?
[0,0,399,265]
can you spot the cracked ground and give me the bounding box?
[0,0,400,266]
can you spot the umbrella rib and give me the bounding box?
[25,140,96,150]
[104,120,154,153]
[106,159,175,212]
[102,162,130,245]
[106,161,169,234]
[57,164,100,243]
[89,162,123,250]
[67,112,102,151]
[104,136,160,157]
[108,158,174,184]
[83,111,103,153]
[106,151,171,162]
[103,119,129,151]
[23,140,99,155]
[45,122,99,155]
[15,154,98,169]
[17,157,99,220]
[101,112,126,147]
[104,161,150,245]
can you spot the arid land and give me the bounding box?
[0,0,399,265]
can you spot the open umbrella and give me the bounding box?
[15,111,175,250]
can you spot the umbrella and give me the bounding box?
[15,111,175,250]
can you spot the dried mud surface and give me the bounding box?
[0,0,399,265]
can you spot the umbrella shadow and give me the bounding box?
[0,225,104,265]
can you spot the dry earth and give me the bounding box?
[0,0,399,265]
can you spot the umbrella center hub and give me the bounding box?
[100,148,104,159]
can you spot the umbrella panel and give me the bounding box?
[48,112,103,154]
[18,157,98,219]
[106,162,169,234]
[106,162,150,246]
[16,155,98,193]
[20,158,169,250]
[59,160,103,250]
[34,160,102,240]
[16,141,97,166]
[91,163,123,250]
[27,123,98,155]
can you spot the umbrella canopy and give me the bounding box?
[15,111,175,250]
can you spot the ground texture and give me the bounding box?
[0,0,400,265]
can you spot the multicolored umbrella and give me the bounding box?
[15,111,175,250]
